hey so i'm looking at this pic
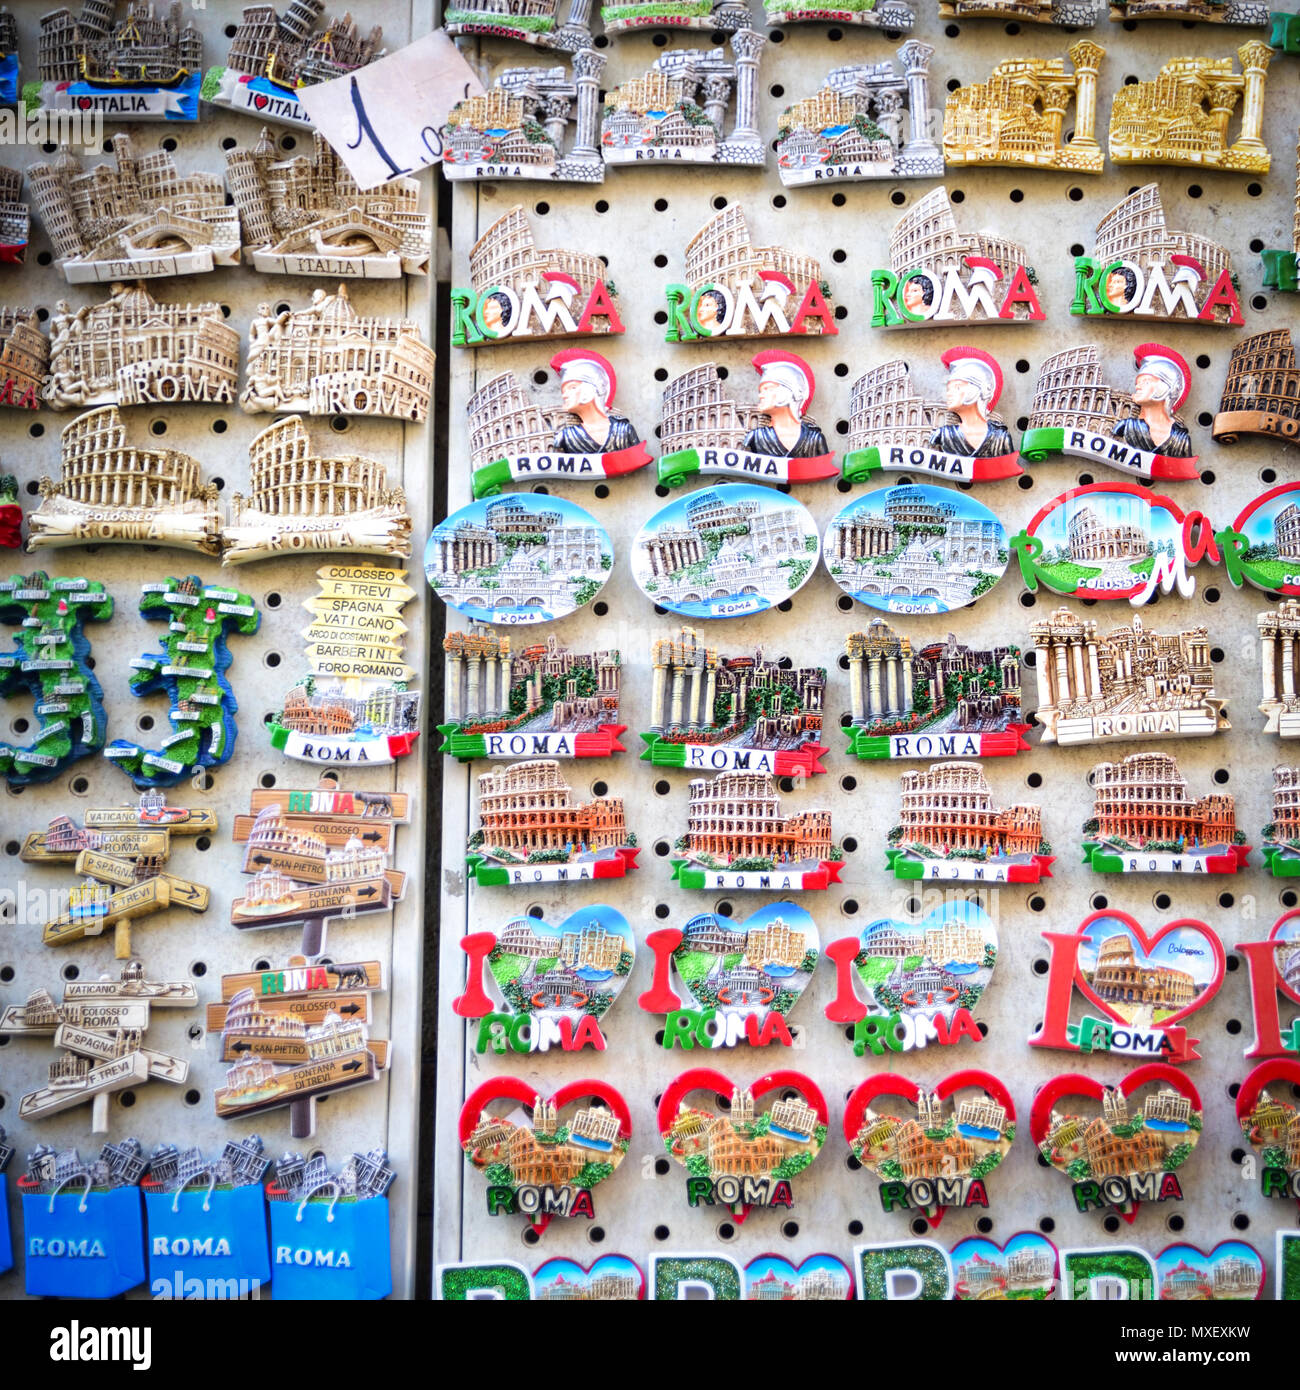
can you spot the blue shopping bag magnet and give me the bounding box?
[144,1180,270,1298]
[20,1178,145,1298]
[268,1186,392,1300]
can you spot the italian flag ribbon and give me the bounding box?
[472,443,652,498]
[885,848,1054,883]
[657,447,839,489]
[844,724,1031,760]
[1066,1014,1198,1065]
[467,846,639,886]
[639,733,828,776]
[1018,426,1199,481]
[439,723,627,760]
[1084,841,1250,874]
[841,446,1022,484]
[270,724,419,764]
[670,859,842,891]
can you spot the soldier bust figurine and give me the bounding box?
[1111,346,1193,457]
[551,349,640,455]
[928,347,1014,459]
[740,351,830,458]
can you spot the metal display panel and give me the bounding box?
[0,1,432,1299]
[436,9,1300,1291]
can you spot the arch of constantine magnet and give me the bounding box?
[226,128,432,278]
[468,351,651,499]
[765,0,914,26]
[870,188,1044,329]
[1236,910,1300,1058]
[944,43,1105,173]
[1109,45,1273,173]
[774,44,941,187]
[0,310,46,412]
[445,0,592,48]
[823,485,1009,617]
[658,356,838,488]
[240,284,434,422]
[1081,751,1247,875]
[631,485,821,619]
[841,349,1022,485]
[440,55,607,184]
[453,206,623,347]
[602,0,749,36]
[1029,911,1224,1066]
[601,33,766,169]
[29,136,240,283]
[1030,607,1227,746]
[1219,483,1300,595]
[664,206,836,343]
[1213,329,1300,446]
[1259,605,1300,738]
[428,495,614,626]
[1263,767,1300,872]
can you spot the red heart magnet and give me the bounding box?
[1235,1057,1300,1207]
[1236,910,1300,1059]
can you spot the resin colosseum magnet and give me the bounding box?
[1235,910,1300,1058]
[428,495,614,626]
[823,900,997,1055]
[823,484,1009,617]
[1214,330,1300,446]
[639,902,820,1050]
[445,0,592,48]
[1263,768,1300,872]
[658,354,837,488]
[454,907,635,1054]
[1028,909,1225,1064]
[845,1072,1015,1224]
[1219,484,1300,596]
[468,350,651,498]
[460,1078,631,1226]
[664,206,836,344]
[631,484,820,619]
[841,349,1022,484]
[640,625,828,777]
[774,44,942,187]
[441,630,625,762]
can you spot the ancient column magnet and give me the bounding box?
[631,484,821,619]
[466,760,638,886]
[0,475,18,548]
[1220,484,1300,596]
[468,349,651,498]
[428,496,614,626]
[0,573,112,785]
[824,485,1009,616]
[445,0,593,47]
[455,906,635,1054]
[460,1078,631,1228]
[441,630,625,762]
[0,310,48,409]
[1263,768,1300,872]
[658,1070,828,1216]
[944,44,1105,173]
[1215,331,1300,445]
[207,955,385,1054]
[1108,44,1273,173]
[639,903,819,1051]
[1030,1065,1202,1219]
[440,54,607,183]
[601,33,767,169]
[775,44,940,187]
[843,349,1022,485]
[452,206,625,347]
[1235,910,1300,1058]
[823,901,997,1055]
[664,207,837,344]
[845,1071,1015,1225]
[951,1234,1058,1301]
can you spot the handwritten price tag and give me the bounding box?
[298,30,484,190]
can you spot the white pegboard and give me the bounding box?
[435,4,1300,1292]
[0,0,433,1300]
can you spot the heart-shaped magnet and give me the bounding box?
[533,1254,644,1300]
[742,1253,853,1301]
[1235,1058,1300,1205]
[949,1232,1058,1301]
[1154,1242,1263,1301]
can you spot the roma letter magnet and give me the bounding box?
[206,954,385,1050]
[1219,486,1300,598]
[1235,909,1300,1059]
[1214,330,1300,445]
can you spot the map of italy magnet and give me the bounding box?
[631,485,819,620]
[824,485,1008,616]
[428,496,614,626]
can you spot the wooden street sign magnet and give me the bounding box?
[1235,910,1300,1058]
[2,959,197,1037]
[1214,330,1300,446]
[1237,1060,1300,1202]
[75,848,210,913]
[231,780,410,852]
[42,875,175,959]
[21,820,169,865]
[85,790,217,834]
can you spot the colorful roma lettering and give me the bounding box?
[1235,909,1300,1059]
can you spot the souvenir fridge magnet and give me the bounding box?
[1030,1065,1202,1218]
[823,484,1008,616]
[765,0,914,26]
[601,34,766,169]
[1108,45,1273,173]
[1236,909,1300,1058]
[230,778,410,852]
[1218,484,1300,596]
[845,1072,1015,1224]
[774,44,942,187]
[1236,1060,1300,1202]
[658,354,837,488]
[445,0,592,47]
[460,1078,631,1226]
[0,167,27,265]
[1214,330,1300,445]
[658,1070,827,1215]
[638,902,819,1050]
[940,0,1093,20]
[743,1255,851,1300]
[468,350,651,498]
[1113,0,1280,23]
[601,0,748,35]
[950,1234,1058,1302]
[631,484,820,619]
[1,959,198,1039]
[943,44,1105,173]
[1030,606,1227,746]
[452,206,625,347]
[428,496,613,626]
[22,789,217,857]
[534,1256,643,1300]
[1263,767,1300,872]
[270,563,419,766]
[0,310,47,409]
[0,476,15,549]
[455,906,635,1054]
[0,573,111,785]
[29,137,240,282]
[440,56,607,184]
[822,900,997,1055]
[842,349,1022,485]
[1072,186,1243,326]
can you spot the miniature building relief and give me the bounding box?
[0,166,29,265]
[1258,601,1300,737]
[1213,329,1300,445]
[1109,0,1271,22]
[0,309,49,411]
[445,0,593,50]
[939,0,1095,25]
[764,0,914,28]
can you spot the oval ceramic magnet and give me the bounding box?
[823,484,1008,616]
[1154,1243,1263,1303]
[453,906,636,1055]
[950,1234,1058,1302]
[1236,1060,1300,1203]
[1215,329,1300,446]
[631,484,820,620]
[427,495,614,626]
[742,1254,852,1301]
[1234,909,1300,1060]
[844,1071,1015,1225]
[1220,483,1300,596]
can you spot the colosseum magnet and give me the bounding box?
[1235,910,1300,1059]
[631,484,820,620]
[1236,1060,1300,1203]
[1214,329,1300,447]
[1028,910,1224,1065]
[1262,768,1300,874]
[427,495,615,626]
[841,349,1022,484]
[823,484,1009,617]
[1219,483,1300,596]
